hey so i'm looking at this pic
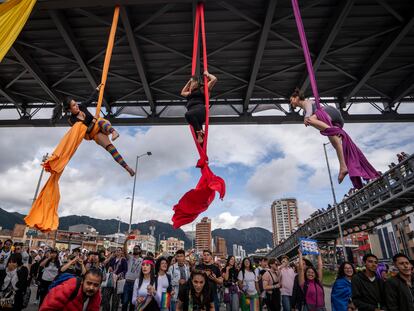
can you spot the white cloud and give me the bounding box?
[0,121,413,233]
[246,158,301,201]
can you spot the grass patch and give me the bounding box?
[323,269,337,287]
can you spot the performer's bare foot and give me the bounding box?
[338,168,348,184]
[126,166,135,177]
[111,131,119,141]
[196,131,204,144]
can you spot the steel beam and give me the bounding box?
[49,10,111,112]
[300,0,354,91]
[341,15,414,106]
[0,81,26,116]
[1,112,414,127]
[243,0,277,112]
[10,45,61,104]
[37,0,191,10]
[120,6,155,115]
[390,71,414,107]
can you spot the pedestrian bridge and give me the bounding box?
[268,154,414,258]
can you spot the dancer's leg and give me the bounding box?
[308,115,348,183]
[185,107,204,143]
[97,119,119,141]
[95,133,134,176]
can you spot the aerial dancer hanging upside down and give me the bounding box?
[63,84,135,176]
[181,71,217,144]
[290,88,379,188]
[290,88,348,183]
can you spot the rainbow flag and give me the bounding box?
[160,292,171,309]
[249,295,260,311]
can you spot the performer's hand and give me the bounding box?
[203,70,209,76]
[137,297,145,304]
[96,83,104,91]
[304,117,311,126]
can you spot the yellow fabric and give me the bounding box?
[25,123,87,232]
[0,0,37,62]
[24,7,121,232]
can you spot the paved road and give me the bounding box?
[25,286,333,311]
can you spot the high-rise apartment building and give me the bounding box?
[213,236,227,258]
[195,217,212,252]
[271,198,299,246]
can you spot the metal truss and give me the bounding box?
[1,0,414,126]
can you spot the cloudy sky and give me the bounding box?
[0,103,413,232]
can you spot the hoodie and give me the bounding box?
[351,271,384,311]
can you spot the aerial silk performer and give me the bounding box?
[0,0,37,62]
[290,0,380,189]
[62,85,135,176]
[172,2,225,229]
[181,71,217,143]
[25,6,124,232]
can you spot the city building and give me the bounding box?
[160,237,185,254]
[392,213,414,258]
[271,198,299,246]
[232,244,246,260]
[213,236,227,258]
[195,217,211,252]
[68,224,98,235]
[125,229,156,254]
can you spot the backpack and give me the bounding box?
[48,273,82,301]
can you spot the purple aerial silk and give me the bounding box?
[291,0,380,189]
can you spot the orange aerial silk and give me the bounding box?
[24,6,120,232]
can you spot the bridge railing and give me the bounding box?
[268,154,414,258]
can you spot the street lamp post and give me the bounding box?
[129,152,152,233]
[323,143,348,262]
[32,153,49,204]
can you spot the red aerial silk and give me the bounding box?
[172,3,225,229]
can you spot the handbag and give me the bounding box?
[116,278,126,295]
[101,272,114,288]
[0,284,15,308]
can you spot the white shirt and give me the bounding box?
[42,262,59,281]
[1,269,18,291]
[132,278,151,305]
[0,250,11,270]
[155,274,170,306]
[238,270,258,295]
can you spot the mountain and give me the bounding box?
[0,209,190,247]
[58,216,191,247]
[0,208,25,230]
[0,208,272,253]
[212,227,272,254]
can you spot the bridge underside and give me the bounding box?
[1,0,414,127]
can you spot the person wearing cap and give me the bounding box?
[122,236,143,311]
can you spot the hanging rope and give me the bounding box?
[24,6,120,232]
[291,0,379,189]
[172,2,225,229]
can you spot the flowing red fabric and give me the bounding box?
[172,3,225,229]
